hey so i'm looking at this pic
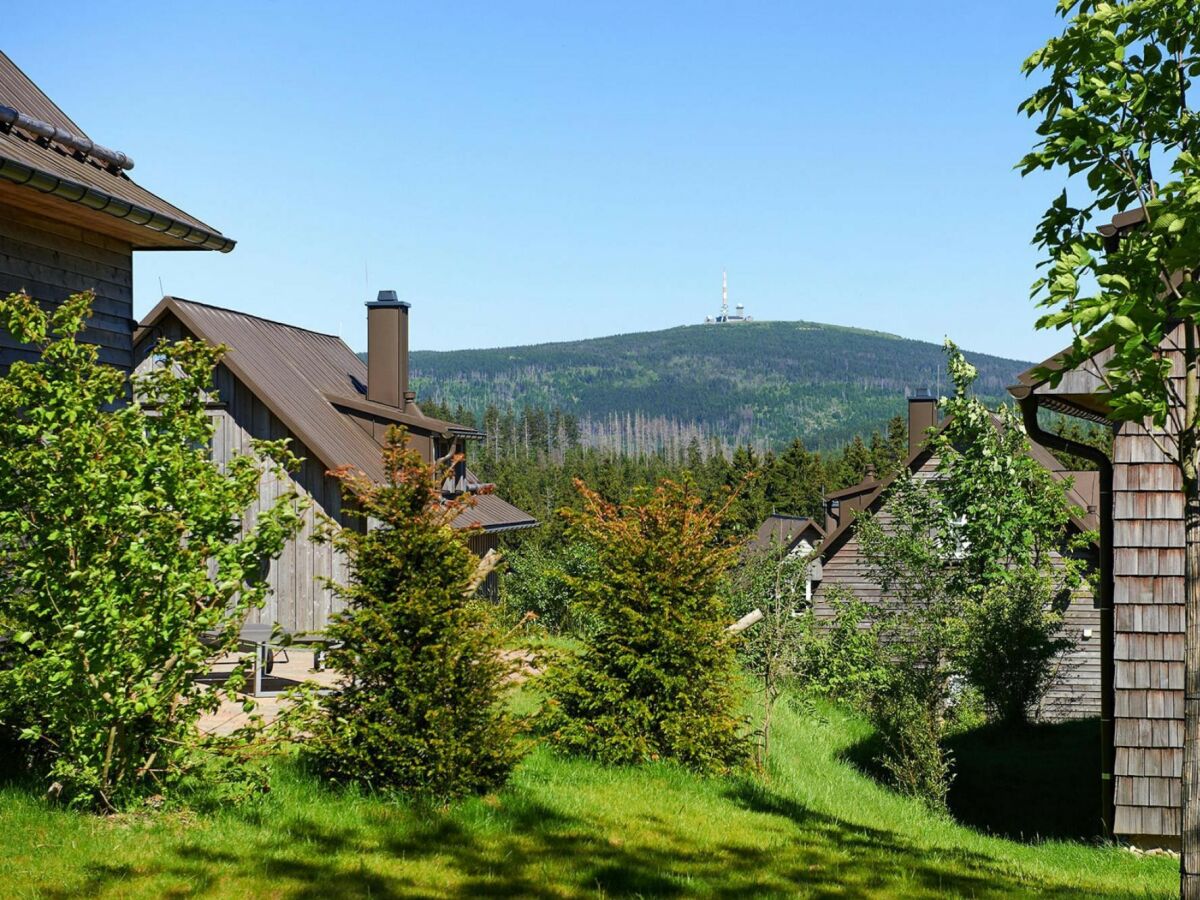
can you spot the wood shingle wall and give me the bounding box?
[1111,417,1185,843]
[0,200,133,370]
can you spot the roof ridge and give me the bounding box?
[0,51,86,137]
[165,296,344,341]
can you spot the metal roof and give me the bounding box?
[748,514,823,553]
[137,297,537,533]
[0,52,233,251]
[458,493,540,533]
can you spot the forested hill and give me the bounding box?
[387,321,1033,452]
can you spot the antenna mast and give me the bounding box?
[721,269,729,319]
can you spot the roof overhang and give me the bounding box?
[1007,342,1117,424]
[324,392,486,440]
[0,156,235,252]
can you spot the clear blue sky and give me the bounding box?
[11,1,1072,360]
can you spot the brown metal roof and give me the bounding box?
[824,480,881,500]
[136,297,536,532]
[458,493,540,533]
[0,52,233,251]
[748,514,823,553]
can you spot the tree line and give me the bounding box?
[421,398,911,542]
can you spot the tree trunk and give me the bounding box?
[1185,477,1200,898]
[1184,318,1200,900]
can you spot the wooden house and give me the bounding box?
[133,292,538,635]
[749,514,824,557]
[0,52,232,371]
[811,392,1104,724]
[748,514,824,602]
[1010,322,1184,848]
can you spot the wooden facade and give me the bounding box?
[811,447,1102,722]
[0,200,134,369]
[1111,420,1185,842]
[1012,324,1188,847]
[135,314,352,634]
[134,299,537,635]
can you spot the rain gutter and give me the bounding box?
[1018,392,1115,838]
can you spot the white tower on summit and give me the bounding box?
[705,269,750,323]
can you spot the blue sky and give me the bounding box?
[11,1,1072,360]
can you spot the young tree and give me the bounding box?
[936,342,1087,724]
[540,478,748,771]
[726,542,813,770]
[855,472,960,808]
[0,291,303,810]
[1020,3,1200,887]
[299,426,520,800]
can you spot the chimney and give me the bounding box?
[365,290,413,410]
[908,388,937,458]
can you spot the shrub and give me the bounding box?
[298,427,520,800]
[952,567,1073,726]
[540,478,748,771]
[500,540,599,635]
[852,473,959,809]
[0,291,303,810]
[867,667,955,809]
[799,590,889,707]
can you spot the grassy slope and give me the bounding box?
[402,321,1033,450]
[0,701,1173,899]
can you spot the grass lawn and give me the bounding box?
[0,698,1176,898]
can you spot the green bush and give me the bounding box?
[540,478,748,772]
[867,668,955,809]
[297,427,521,800]
[0,291,303,811]
[843,475,958,809]
[953,568,1073,726]
[799,590,890,707]
[500,541,599,635]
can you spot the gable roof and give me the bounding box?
[749,515,823,554]
[136,297,536,533]
[0,52,233,252]
[820,414,1099,563]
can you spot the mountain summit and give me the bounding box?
[396,321,1031,451]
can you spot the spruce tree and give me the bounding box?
[540,478,748,771]
[303,427,519,799]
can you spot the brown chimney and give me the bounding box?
[908,388,937,458]
[365,290,412,410]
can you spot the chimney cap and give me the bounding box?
[910,387,935,401]
[366,289,411,309]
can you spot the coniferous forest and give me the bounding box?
[421,398,912,543]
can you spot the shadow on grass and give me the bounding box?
[945,717,1102,842]
[39,760,1135,899]
[842,716,1103,843]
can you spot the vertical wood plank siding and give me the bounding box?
[135,316,351,635]
[810,450,1102,723]
[468,532,502,600]
[0,200,134,370]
